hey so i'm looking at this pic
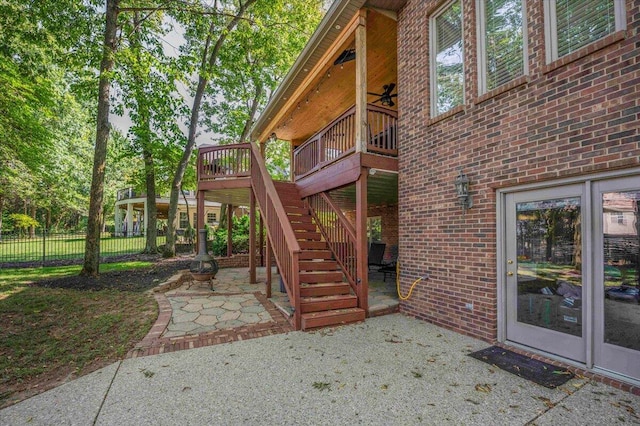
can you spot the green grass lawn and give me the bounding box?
[0,234,167,263]
[0,261,158,408]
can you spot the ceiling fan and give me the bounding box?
[368,83,397,107]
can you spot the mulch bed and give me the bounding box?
[32,256,192,292]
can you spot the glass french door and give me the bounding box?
[505,185,585,362]
[593,177,640,381]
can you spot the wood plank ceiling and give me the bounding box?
[270,9,398,146]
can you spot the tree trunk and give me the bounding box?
[164,0,256,258]
[143,146,158,253]
[81,0,120,276]
[131,11,158,254]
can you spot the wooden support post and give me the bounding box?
[196,190,205,250]
[249,190,256,284]
[227,204,233,257]
[259,214,264,267]
[265,235,272,298]
[356,170,369,313]
[355,9,368,154]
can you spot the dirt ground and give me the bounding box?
[33,256,192,292]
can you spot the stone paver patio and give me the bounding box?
[127,266,399,358]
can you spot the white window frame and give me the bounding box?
[544,0,626,64]
[476,0,528,95]
[430,0,465,118]
[179,212,189,229]
[207,212,217,224]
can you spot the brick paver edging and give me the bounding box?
[127,292,293,359]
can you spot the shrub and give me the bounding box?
[210,215,257,256]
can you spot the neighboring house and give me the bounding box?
[115,188,221,237]
[196,0,640,387]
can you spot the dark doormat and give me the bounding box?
[468,346,574,388]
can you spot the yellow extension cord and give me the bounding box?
[395,261,424,301]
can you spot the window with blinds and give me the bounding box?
[478,0,525,94]
[545,0,625,62]
[431,0,464,117]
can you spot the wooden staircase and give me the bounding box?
[273,181,366,330]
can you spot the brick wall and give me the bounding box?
[396,0,640,341]
[215,254,265,269]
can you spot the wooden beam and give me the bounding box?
[198,177,251,191]
[355,169,369,313]
[249,190,256,284]
[355,9,367,153]
[369,7,397,21]
[361,153,398,172]
[297,155,361,197]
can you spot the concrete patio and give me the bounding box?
[2,314,639,425]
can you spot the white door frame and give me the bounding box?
[496,167,640,375]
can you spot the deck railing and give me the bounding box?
[248,143,302,329]
[198,144,252,180]
[307,192,357,293]
[293,104,397,180]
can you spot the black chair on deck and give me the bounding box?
[368,242,386,270]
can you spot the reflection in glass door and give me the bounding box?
[505,186,585,362]
[594,178,640,381]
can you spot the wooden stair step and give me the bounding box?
[281,201,305,209]
[291,222,317,231]
[299,260,339,271]
[300,294,357,313]
[300,271,343,284]
[295,231,322,241]
[298,240,328,250]
[300,282,351,297]
[283,203,306,211]
[287,215,313,223]
[298,250,333,260]
[301,308,366,330]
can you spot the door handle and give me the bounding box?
[507,271,514,276]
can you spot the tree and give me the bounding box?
[0,0,99,236]
[81,0,121,276]
[163,0,258,257]
[114,8,187,253]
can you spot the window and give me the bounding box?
[179,212,188,229]
[430,0,464,117]
[477,0,526,94]
[367,216,382,243]
[610,212,625,225]
[207,212,217,224]
[544,0,626,63]
[193,213,197,227]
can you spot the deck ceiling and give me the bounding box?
[267,9,398,145]
[202,170,397,211]
[204,188,251,208]
[329,170,398,209]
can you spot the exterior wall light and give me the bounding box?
[454,169,472,211]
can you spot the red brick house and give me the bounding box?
[197,0,640,387]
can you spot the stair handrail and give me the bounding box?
[249,142,302,329]
[307,192,358,294]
